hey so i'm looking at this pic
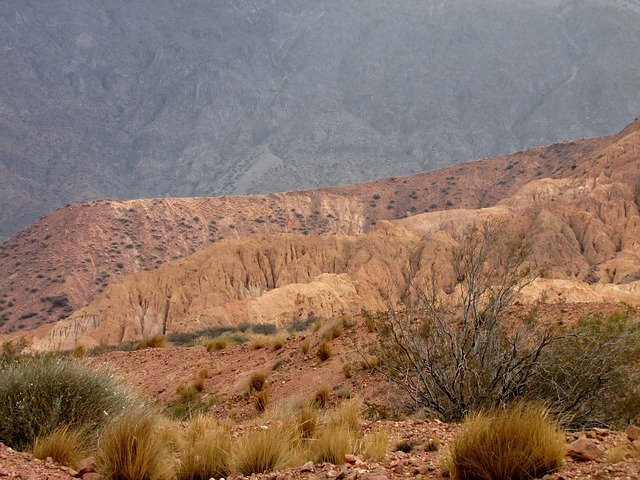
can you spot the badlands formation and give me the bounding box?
[17,118,640,351]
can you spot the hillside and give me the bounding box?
[0,130,603,335]
[2,0,640,239]
[25,120,640,351]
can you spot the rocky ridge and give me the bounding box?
[0,131,599,335]
[27,121,640,351]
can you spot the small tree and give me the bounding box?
[371,222,552,420]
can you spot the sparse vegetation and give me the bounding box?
[311,385,330,409]
[446,403,565,480]
[371,223,640,426]
[316,340,333,361]
[133,334,168,350]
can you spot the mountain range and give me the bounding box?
[2,0,640,239]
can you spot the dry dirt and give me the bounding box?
[4,313,640,479]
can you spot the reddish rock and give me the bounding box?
[359,471,389,480]
[300,461,314,473]
[82,474,103,480]
[626,425,640,442]
[344,454,360,465]
[567,437,604,462]
[76,457,97,477]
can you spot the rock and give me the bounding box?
[82,474,103,480]
[344,454,360,465]
[76,457,98,476]
[300,461,315,473]
[626,425,640,442]
[326,470,337,478]
[359,472,389,480]
[567,437,604,461]
[0,469,9,477]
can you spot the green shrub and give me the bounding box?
[447,403,564,480]
[0,356,135,450]
[530,311,640,428]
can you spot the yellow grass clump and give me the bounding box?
[447,403,565,480]
[176,415,231,480]
[230,426,302,475]
[133,335,168,350]
[31,426,88,469]
[97,411,174,480]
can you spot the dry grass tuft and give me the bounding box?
[72,345,86,358]
[300,338,311,355]
[249,335,270,350]
[203,338,229,352]
[340,314,356,329]
[176,415,231,480]
[359,355,379,370]
[31,425,88,468]
[330,398,362,433]
[316,340,333,361]
[272,335,286,350]
[133,335,168,350]
[311,385,331,410]
[230,426,301,475]
[247,371,267,395]
[606,445,627,464]
[97,411,174,480]
[253,390,270,414]
[448,403,565,480]
[311,422,353,464]
[342,361,352,379]
[321,322,344,341]
[297,404,318,439]
[359,427,388,461]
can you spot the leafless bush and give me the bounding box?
[371,223,640,426]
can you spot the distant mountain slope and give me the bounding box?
[1,0,640,239]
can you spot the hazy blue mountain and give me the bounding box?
[1,0,639,239]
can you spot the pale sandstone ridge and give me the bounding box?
[0,126,602,335]
[30,123,640,350]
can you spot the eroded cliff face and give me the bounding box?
[31,164,640,351]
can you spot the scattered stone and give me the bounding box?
[626,425,640,442]
[344,454,360,465]
[76,457,98,477]
[358,472,389,480]
[567,437,604,462]
[0,469,9,477]
[82,474,103,480]
[300,461,314,473]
